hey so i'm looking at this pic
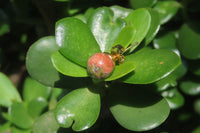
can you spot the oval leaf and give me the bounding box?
[121,48,181,84]
[107,84,170,131]
[87,7,126,52]
[26,36,68,87]
[33,110,59,133]
[161,88,185,109]
[56,17,101,67]
[112,26,136,48]
[51,51,88,77]
[0,72,21,107]
[105,61,136,81]
[180,80,200,96]
[154,1,180,24]
[177,23,200,59]
[54,87,100,131]
[144,8,160,45]
[125,8,151,51]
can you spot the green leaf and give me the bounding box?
[125,8,151,51]
[0,121,10,132]
[27,97,48,119]
[144,8,160,45]
[22,77,52,103]
[121,48,181,84]
[105,61,136,81]
[32,110,59,133]
[177,23,200,59]
[130,0,157,9]
[87,7,126,52]
[110,5,133,21]
[51,51,88,77]
[9,102,33,129]
[107,84,170,131]
[155,63,187,91]
[112,26,136,48]
[153,31,177,51]
[54,87,100,131]
[154,1,180,24]
[26,36,68,87]
[180,80,200,96]
[56,17,101,67]
[161,88,185,109]
[0,72,21,107]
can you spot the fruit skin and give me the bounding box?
[87,53,115,80]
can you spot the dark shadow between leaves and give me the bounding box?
[107,83,163,108]
[54,73,89,89]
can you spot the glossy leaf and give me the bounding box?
[56,17,100,67]
[130,0,157,9]
[177,24,200,59]
[0,72,21,107]
[180,80,200,96]
[105,61,136,81]
[33,110,59,133]
[125,8,151,51]
[88,7,126,52]
[154,1,180,24]
[154,31,177,50]
[51,51,88,77]
[161,88,185,109]
[110,5,133,21]
[9,102,33,129]
[27,97,48,119]
[155,63,187,91]
[112,26,136,48]
[107,84,170,131]
[121,48,181,84]
[54,87,100,131]
[144,8,160,45]
[23,77,52,102]
[26,36,67,87]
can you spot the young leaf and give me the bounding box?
[87,7,126,52]
[112,25,136,49]
[51,51,88,77]
[105,61,136,81]
[125,8,151,51]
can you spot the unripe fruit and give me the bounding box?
[87,53,115,80]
